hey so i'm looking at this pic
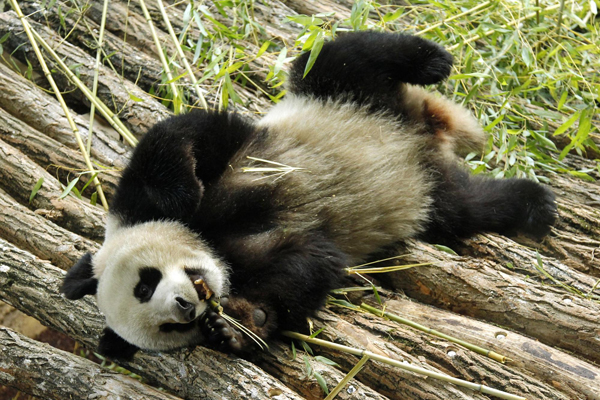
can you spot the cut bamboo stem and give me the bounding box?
[87,0,110,155]
[9,0,109,211]
[282,331,526,400]
[360,303,507,363]
[138,0,183,114]
[155,0,209,109]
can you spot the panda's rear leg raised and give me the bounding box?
[288,31,453,106]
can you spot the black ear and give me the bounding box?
[61,252,98,300]
[98,327,139,360]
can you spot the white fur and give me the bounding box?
[93,220,228,350]
[235,95,433,262]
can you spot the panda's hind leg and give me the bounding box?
[421,165,557,245]
[288,31,453,109]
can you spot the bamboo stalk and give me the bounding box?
[138,0,183,114]
[155,0,209,109]
[324,355,369,400]
[28,29,137,146]
[282,331,526,400]
[8,0,109,211]
[346,262,433,274]
[360,303,507,363]
[416,1,492,36]
[86,0,110,155]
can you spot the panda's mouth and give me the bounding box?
[159,320,197,333]
[185,269,213,300]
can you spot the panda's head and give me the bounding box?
[62,216,229,357]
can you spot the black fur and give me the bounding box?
[98,327,139,359]
[134,267,163,303]
[110,111,256,226]
[420,166,557,245]
[61,252,97,300]
[288,31,453,112]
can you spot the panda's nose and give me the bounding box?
[175,297,196,321]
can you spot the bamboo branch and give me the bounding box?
[138,0,183,114]
[86,0,110,155]
[282,331,527,400]
[155,0,209,109]
[8,0,109,211]
[447,1,568,51]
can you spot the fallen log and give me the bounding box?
[386,239,600,364]
[0,138,106,241]
[0,11,171,138]
[0,327,183,400]
[310,308,567,400]
[0,106,120,201]
[0,188,98,270]
[0,62,129,170]
[381,295,600,400]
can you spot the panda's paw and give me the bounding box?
[200,296,274,354]
[406,36,454,85]
[201,307,245,353]
[519,181,558,239]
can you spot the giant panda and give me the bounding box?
[61,31,557,358]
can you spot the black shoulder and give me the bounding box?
[110,110,257,226]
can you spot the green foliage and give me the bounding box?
[29,177,44,204]
[285,0,599,180]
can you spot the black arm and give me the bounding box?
[288,31,453,108]
[201,233,348,353]
[110,111,256,226]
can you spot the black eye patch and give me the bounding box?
[134,267,162,303]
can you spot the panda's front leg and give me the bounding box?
[199,233,348,354]
[200,296,275,353]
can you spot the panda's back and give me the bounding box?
[218,96,433,263]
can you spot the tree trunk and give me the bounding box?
[0,328,184,400]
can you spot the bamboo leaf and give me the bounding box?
[303,33,325,78]
[29,177,44,204]
[314,370,329,395]
[59,177,80,199]
[434,244,458,255]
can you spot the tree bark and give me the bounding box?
[0,105,120,201]
[0,138,106,241]
[0,188,98,270]
[0,327,184,400]
[0,62,129,170]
